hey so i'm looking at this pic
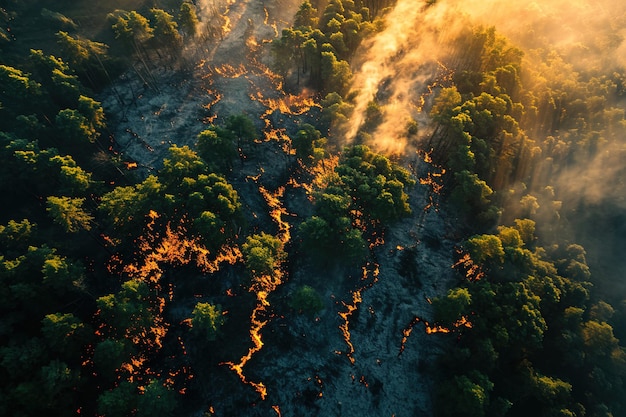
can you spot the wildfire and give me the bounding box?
[221,291,271,400]
[297,155,340,197]
[103,212,245,394]
[258,185,291,244]
[222,180,292,401]
[418,149,446,211]
[452,250,485,281]
[398,315,473,356]
[336,290,363,365]
[213,63,248,78]
[336,262,380,365]
[252,90,321,117]
[414,61,455,112]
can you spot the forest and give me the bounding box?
[1,0,625,416]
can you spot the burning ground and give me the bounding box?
[99,0,463,415]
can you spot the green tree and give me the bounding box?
[191,302,225,342]
[137,379,177,417]
[438,372,493,417]
[29,49,81,108]
[293,123,321,160]
[289,285,324,316]
[0,65,41,126]
[110,10,154,51]
[55,31,111,87]
[93,338,132,383]
[41,313,92,359]
[195,127,236,172]
[242,232,285,277]
[46,196,93,232]
[294,1,318,28]
[431,88,462,120]
[179,2,199,38]
[433,287,472,326]
[97,380,137,417]
[0,219,35,255]
[55,108,97,143]
[160,145,207,186]
[96,280,154,341]
[335,145,414,222]
[320,50,352,94]
[150,9,182,53]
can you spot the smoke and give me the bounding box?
[346,0,626,154]
[346,1,464,153]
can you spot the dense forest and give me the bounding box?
[1,0,625,416]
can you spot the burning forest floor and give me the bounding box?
[98,1,463,416]
[243,176,461,417]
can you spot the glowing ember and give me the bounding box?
[220,292,271,400]
[258,185,291,244]
[418,149,446,211]
[336,262,380,364]
[398,315,473,356]
[336,290,363,365]
[222,181,292,401]
[213,63,248,78]
[452,250,485,281]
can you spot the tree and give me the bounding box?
[137,379,177,417]
[450,170,496,221]
[96,280,155,341]
[179,2,199,38]
[430,86,461,123]
[93,338,131,383]
[225,114,257,157]
[160,145,207,186]
[320,50,352,94]
[97,381,137,417]
[110,10,154,51]
[29,49,81,108]
[191,302,225,342]
[55,31,110,87]
[289,285,324,316]
[294,1,318,28]
[192,211,222,248]
[196,127,236,172]
[150,9,182,53]
[433,287,472,326]
[0,65,42,129]
[242,232,285,278]
[41,313,92,359]
[293,123,321,160]
[55,108,97,143]
[0,219,35,255]
[438,372,493,417]
[46,196,93,232]
[37,359,81,413]
[334,145,414,222]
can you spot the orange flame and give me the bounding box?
[399,315,473,356]
[452,250,485,281]
[418,149,446,211]
[222,182,292,400]
[337,290,363,365]
[336,262,380,364]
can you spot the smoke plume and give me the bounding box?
[347,0,626,153]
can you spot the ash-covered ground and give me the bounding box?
[249,178,459,417]
[99,1,460,416]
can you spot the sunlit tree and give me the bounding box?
[46,196,93,233]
